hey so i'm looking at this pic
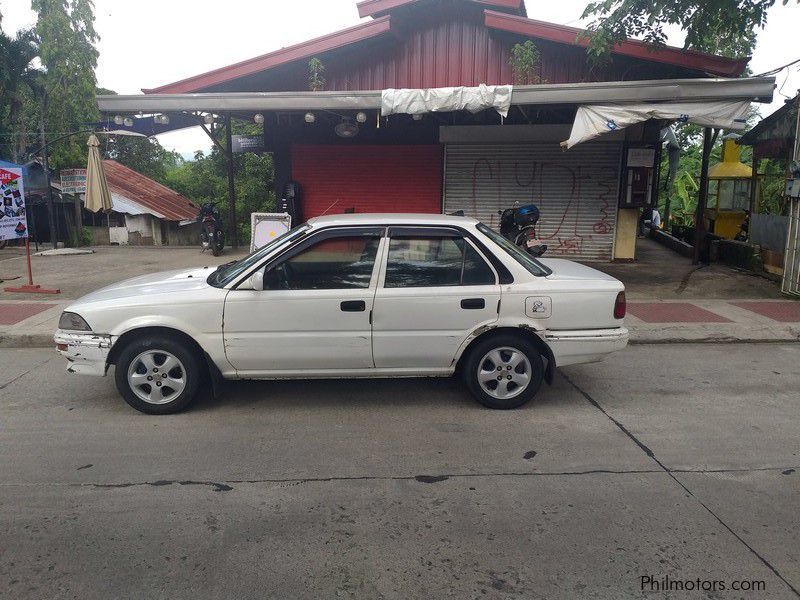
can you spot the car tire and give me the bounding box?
[114,335,203,415]
[463,333,544,410]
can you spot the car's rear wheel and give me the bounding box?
[463,334,544,409]
[114,335,202,414]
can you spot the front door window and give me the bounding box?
[265,232,381,290]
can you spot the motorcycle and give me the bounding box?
[499,202,547,257]
[199,206,225,257]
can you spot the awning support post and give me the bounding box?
[692,127,714,265]
[224,112,238,249]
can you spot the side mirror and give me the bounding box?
[249,270,264,291]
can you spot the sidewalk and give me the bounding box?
[0,245,245,348]
[0,241,797,348]
[626,298,800,343]
[594,238,799,343]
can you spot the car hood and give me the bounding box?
[73,267,215,306]
[539,258,621,284]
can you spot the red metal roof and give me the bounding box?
[146,0,747,95]
[483,10,749,77]
[143,16,392,95]
[357,0,524,18]
[103,160,198,221]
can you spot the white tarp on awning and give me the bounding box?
[381,84,513,118]
[562,99,752,149]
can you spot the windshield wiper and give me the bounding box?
[208,260,238,286]
[216,260,238,273]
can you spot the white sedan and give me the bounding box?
[55,214,628,414]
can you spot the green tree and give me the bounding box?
[581,0,797,61]
[32,0,99,170]
[104,134,181,183]
[0,29,42,162]
[163,120,275,243]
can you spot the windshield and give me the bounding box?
[477,223,551,277]
[208,224,311,287]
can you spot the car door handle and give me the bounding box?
[461,298,485,310]
[341,300,366,312]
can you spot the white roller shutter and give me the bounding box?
[444,142,622,261]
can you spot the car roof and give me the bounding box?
[306,213,480,228]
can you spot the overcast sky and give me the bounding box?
[1,0,797,158]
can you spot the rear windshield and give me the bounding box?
[477,223,551,277]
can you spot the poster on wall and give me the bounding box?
[250,212,292,252]
[0,167,28,241]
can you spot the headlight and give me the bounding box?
[58,312,92,331]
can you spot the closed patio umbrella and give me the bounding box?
[84,134,112,213]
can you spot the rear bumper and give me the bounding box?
[545,327,628,367]
[54,330,112,376]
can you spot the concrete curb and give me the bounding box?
[0,334,55,349]
[629,337,800,345]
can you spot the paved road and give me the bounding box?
[1,344,798,599]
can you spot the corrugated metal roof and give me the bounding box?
[102,160,198,221]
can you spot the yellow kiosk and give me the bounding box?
[704,135,752,239]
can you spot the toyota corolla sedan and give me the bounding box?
[55,214,628,414]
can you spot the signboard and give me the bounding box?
[250,212,292,252]
[61,168,87,194]
[0,167,28,241]
[626,147,656,168]
[232,135,265,155]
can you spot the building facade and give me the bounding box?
[137,0,754,261]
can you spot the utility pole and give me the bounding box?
[39,110,57,247]
[224,113,238,248]
[692,127,714,265]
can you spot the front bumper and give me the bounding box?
[545,327,629,367]
[54,330,113,376]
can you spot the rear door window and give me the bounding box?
[384,235,495,288]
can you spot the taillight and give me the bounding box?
[614,291,626,319]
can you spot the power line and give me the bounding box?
[754,57,800,77]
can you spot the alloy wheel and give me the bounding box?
[477,346,532,400]
[127,350,187,405]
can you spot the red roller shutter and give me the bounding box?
[291,145,442,218]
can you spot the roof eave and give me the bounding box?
[483,10,749,77]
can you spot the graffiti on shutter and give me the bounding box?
[444,142,622,261]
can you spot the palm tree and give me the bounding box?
[0,29,42,162]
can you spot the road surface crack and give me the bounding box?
[561,370,800,598]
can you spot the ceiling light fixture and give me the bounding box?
[335,117,359,138]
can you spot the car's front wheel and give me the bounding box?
[463,334,544,409]
[114,335,202,414]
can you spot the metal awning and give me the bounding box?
[97,77,775,114]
